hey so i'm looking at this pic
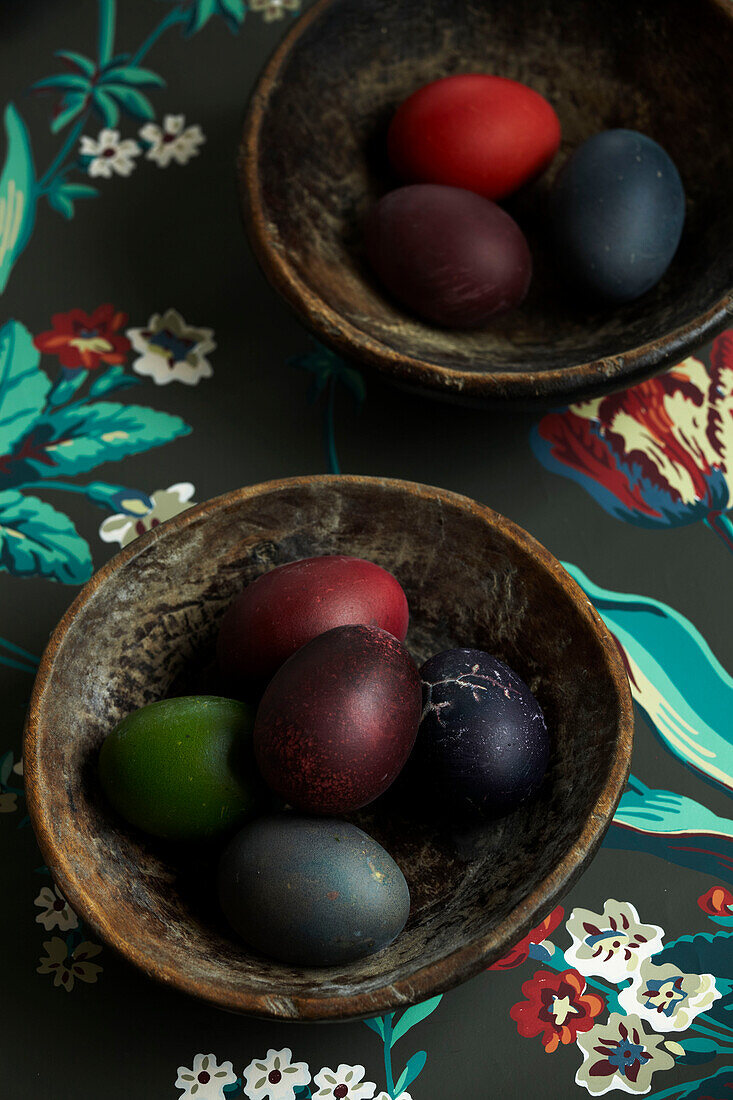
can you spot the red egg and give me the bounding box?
[388,74,561,201]
[217,555,409,695]
[253,624,422,814]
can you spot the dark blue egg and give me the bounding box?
[414,648,549,816]
[550,129,685,301]
[218,815,410,966]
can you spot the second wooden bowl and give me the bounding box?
[24,477,632,1020]
[240,0,733,404]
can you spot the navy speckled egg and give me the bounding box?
[550,129,685,302]
[218,815,410,966]
[414,648,549,816]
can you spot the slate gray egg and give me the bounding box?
[549,129,685,302]
[413,648,549,816]
[218,815,410,966]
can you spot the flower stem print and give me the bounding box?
[363,995,442,1098]
[292,343,365,475]
[531,331,733,551]
[2,0,300,294]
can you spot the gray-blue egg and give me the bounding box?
[414,648,549,816]
[550,129,685,301]
[218,815,410,966]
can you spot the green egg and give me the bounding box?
[98,696,265,840]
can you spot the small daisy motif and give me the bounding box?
[37,937,102,991]
[99,483,196,548]
[127,308,215,386]
[242,1047,311,1100]
[34,884,79,932]
[139,114,205,167]
[312,1064,377,1099]
[176,1053,237,1099]
[80,129,141,178]
[250,0,301,21]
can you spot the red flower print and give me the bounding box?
[698,885,733,916]
[34,304,130,370]
[510,968,605,1053]
[488,905,564,971]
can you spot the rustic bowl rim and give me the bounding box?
[239,0,733,404]
[24,475,633,1021]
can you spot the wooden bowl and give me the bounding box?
[24,477,632,1020]
[240,0,733,405]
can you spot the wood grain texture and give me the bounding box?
[239,0,733,404]
[24,476,633,1020]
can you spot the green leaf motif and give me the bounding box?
[91,89,119,128]
[394,1051,427,1095]
[0,490,92,583]
[102,65,165,88]
[0,104,37,294]
[89,365,141,398]
[30,401,189,477]
[181,0,246,36]
[54,50,96,77]
[363,1016,385,1039]
[390,995,442,1045]
[46,179,99,220]
[46,370,87,406]
[101,85,155,121]
[0,320,50,453]
[50,93,88,134]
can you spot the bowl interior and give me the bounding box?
[246,0,733,381]
[26,479,630,1019]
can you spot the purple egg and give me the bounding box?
[364,184,532,328]
[412,648,549,816]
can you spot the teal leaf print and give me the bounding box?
[24,401,189,478]
[0,490,92,583]
[54,50,96,77]
[564,563,733,795]
[391,995,442,1044]
[394,1050,427,1094]
[0,104,37,294]
[174,0,247,37]
[88,365,141,397]
[45,179,98,220]
[363,1016,385,1039]
[671,1036,721,1067]
[32,56,165,132]
[46,370,87,407]
[0,320,50,453]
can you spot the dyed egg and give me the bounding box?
[217,555,408,696]
[413,649,549,816]
[218,815,410,965]
[98,696,265,840]
[550,129,685,301]
[365,184,532,328]
[388,74,561,201]
[254,624,422,814]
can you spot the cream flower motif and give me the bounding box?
[242,1047,311,1100]
[250,0,300,21]
[80,129,141,178]
[13,758,23,776]
[34,884,79,932]
[0,791,17,812]
[139,114,205,167]
[565,901,664,983]
[575,1013,674,1096]
[99,483,196,547]
[618,958,721,1032]
[37,937,102,991]
[175,1054,237,1099]
[127,308,215,386]
[312,1064,376,1099]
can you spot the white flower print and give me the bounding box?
[175,1054,237,1099]
[80,129,141,178]
[250,0,301,21]
[139,114,205,167]
[618,958,721,1032]
[13,758,23,776]
[565,901,664,982]
[242,1047,311,1100]
[99,483,196,547]
[312,1064,377,1099]
[575,1013,675,1096]
[127,308,215,386]
[34,884,79,932]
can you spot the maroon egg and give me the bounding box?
[253,624,422,814]
[364,184,532,328]
[217,555,409,696]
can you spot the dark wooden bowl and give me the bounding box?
[239,0,733,405]
[24,477,632,1020]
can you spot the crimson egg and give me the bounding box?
[387,74,561,201]
[217,555,408,695]
[253,624,422,814]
